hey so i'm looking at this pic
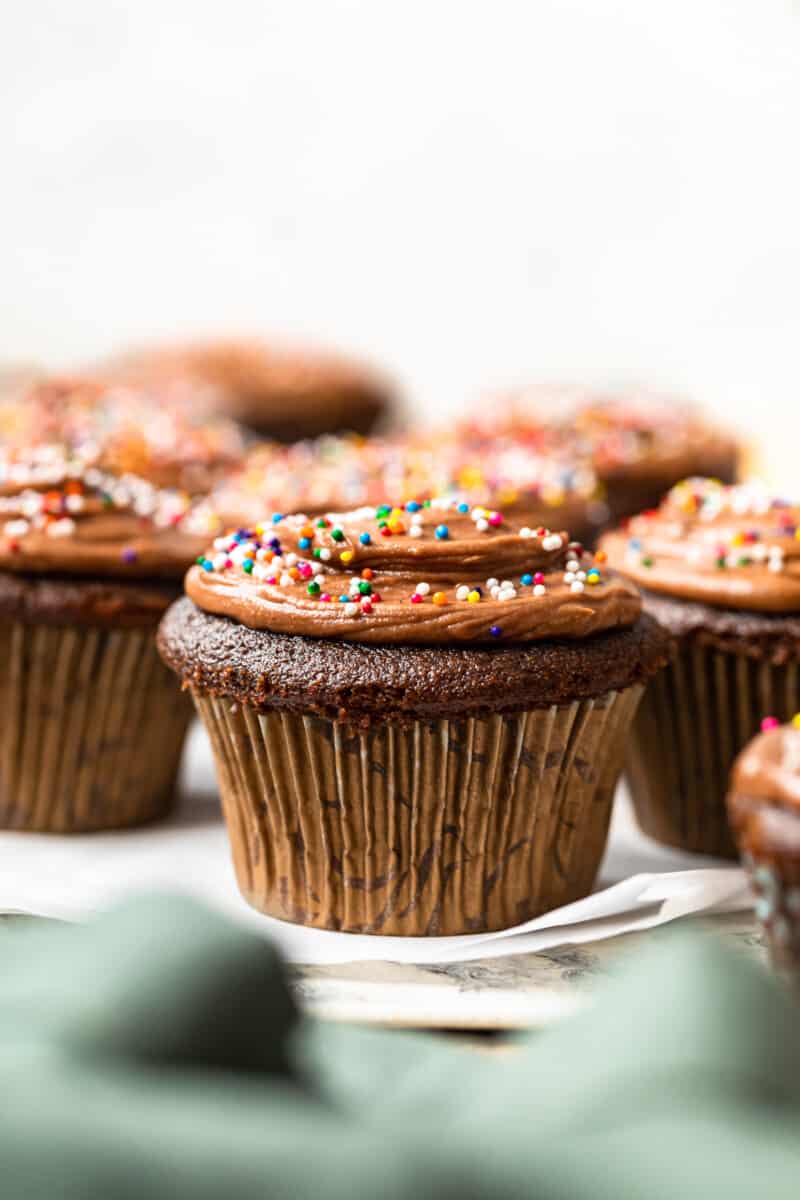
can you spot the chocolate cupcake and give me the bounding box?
[728,716,800,978]
[468,386,739,531]
[4,375,245,495]
[0,448,222,832]
[159,501,668,935]
[111,339,393,442]
[212,428,605,549]
[601,478,800,858]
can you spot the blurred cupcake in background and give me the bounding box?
[159,499,668,935]
[211,427,605,549]
[1,375,245,495]
[0,441,223,833]
[728,715,800,981]
[601,477,800,858]
[109,337,395,441]
[466,385,739,529]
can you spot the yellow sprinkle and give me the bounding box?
[586,574,600,585]
[432,591,447,605]
[467,590,481,603]
[340,549,354,564]
[792,713,800,729]
[731,532,744,547]
[255,523,265,536]
[795,529,800,542]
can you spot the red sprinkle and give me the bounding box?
[410,593,423,604]
[533,572,545,585]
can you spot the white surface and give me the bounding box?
[0,723,752,966]
[1,2,800,482]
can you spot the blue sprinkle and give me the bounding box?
[406,500,421,513]
[339,594,350,603]
[272,512,284,524]
[435,524,449,540]
[359,532,372,545]
[489,625,502,638]
[298,536,311,550]
[457,502,469,514]
[521,573,533,586]
[269,537,281,551]
[202,559,214,572]
[629,537,641,551]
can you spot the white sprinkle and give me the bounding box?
[501,580,513,588]
[47,517,76,538]
[519,526,533,538]
[279,572,293,586]
[3,519,29,538]
[344,602,360,617]
[456,585,470,601]
[542,534,563,551]
[566,559,580,572]
[768,557,784,573]
[490,585,501,598]
[319,547,332,562]
[310,562,324,575]
[212,553,228,570]
[576,570,586,582]
[533,584,546,597]
[486,577,499,589]
[564,571,576,584]
[213,536,231,551]
[499,588,517,601]
[570,580,585,594]
[416,581,431,596]
[285,552,298,567]
[476,518,489,532]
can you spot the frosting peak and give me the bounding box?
[185,499,641,645]
[600,478,800,612]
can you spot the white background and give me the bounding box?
[2,1,799,482]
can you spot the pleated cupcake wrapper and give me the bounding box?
[193,685,643,936]
[626,642,800,858]
[0,620,193,832]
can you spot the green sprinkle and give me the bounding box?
[331,528,345,542]
[642,556,654,568]
[242,560,254,574]
[313,547,322,560]
[358,580,372,596]
[307,580,321,596]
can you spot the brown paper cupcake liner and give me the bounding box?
[192,685,643,936]
[0,620,193,832]
[626,642,800,858]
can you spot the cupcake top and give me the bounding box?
[469,386,737,481]
[112,338,392,440]
[599,478,800,612]
[0,448,222,580]
[1,376,245,494]
[184,499,640,645]
[731,716,800,815]
[213,430,604,535]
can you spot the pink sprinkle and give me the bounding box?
[298,563,313,579]
[410,593,423,604]
[320,592,332,602]
[266,575,277,585]
[534,572,545,585]
[225,558,234,569]
[761,716,780,732]
[488,512,503,527]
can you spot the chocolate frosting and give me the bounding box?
[731,725,800,814]
[601,478,800,612]
[185,501,641,645]
[0,453,221,580]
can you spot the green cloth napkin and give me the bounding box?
[1,896,798,1199]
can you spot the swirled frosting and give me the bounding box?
[0,449,223,580]
[212,430,604,535]
[185,499,641,644]
[1,376,245,494]
[468,386,738,478]
[600,478,800,612]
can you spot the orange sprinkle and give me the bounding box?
[288,567,301,580]
[361,567,374,580]
[432,592,447,605]
[594,550,607,563]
